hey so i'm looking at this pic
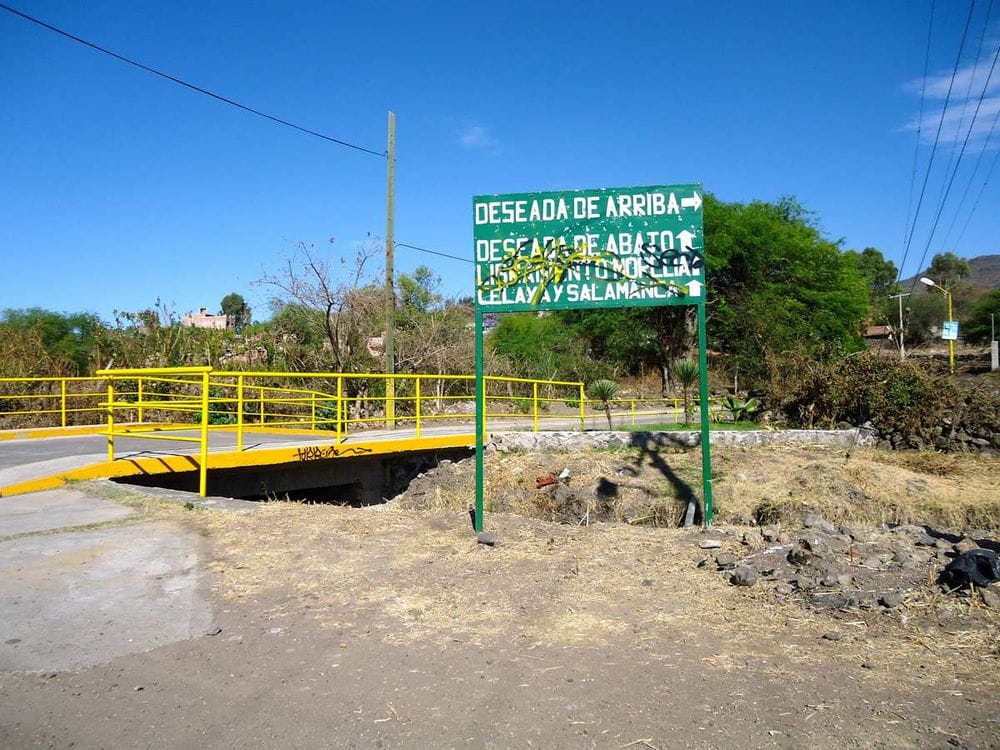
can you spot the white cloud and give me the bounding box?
[458,124,498,150]
[903,42,1000,146]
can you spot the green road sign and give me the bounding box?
[474,184,704,312]
[471,183,713,534]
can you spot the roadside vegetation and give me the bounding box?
[2,194,996,448]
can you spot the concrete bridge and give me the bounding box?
[1,367,696,500]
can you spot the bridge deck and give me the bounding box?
[0,410,681,498]
[0,425,477,497]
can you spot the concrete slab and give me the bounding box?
[0,488,135,537]
[0,520,212,671]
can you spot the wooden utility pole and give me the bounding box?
[384,111,396,426]
[889,291,911,361]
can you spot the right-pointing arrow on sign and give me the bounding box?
[680,192,702,211]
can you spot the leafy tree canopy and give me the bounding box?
[844,246,898,307]
[220,292,251,331]
[0,308,102,374]
[558,194,870,387]
[962,287,1000,345]
[490,313,608,383]
[927,252,971,289]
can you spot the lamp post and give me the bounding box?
[919,276,954,374]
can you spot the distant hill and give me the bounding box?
[900,254,1000,293]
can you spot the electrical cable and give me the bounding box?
[901,0,937,258]
[896,0,977,282]
[954,144,1000,246]
[941,103,1000,247]
[396,242,472,264]
[933,0,994,214]
[907,39,1000,293]
[0,2,386,157]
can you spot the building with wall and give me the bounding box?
[180,308,230,330]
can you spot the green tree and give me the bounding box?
[845,247,898,308]
[0,308,102,374]
[398,266,439,318]
[220,293,251,332]
[559,195,869,389]
[490,313,606,383]
[927,252,971,289]
[902,293,947,346]
[962,287,1000,345]
[671,359,699,423]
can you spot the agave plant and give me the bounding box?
[587,379,619,430]
[671,359,699,424]
[721,395,759,423]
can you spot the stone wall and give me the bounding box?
[489,428,875,453]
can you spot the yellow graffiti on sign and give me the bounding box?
[477,239,687,305]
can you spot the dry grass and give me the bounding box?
[400,446,1000,532]
[188,499,999,687]
[712,446,1000,530]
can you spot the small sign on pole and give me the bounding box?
[942,320,959,341]
[471,184,711,532]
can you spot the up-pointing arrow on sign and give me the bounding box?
[676,229,696,252]
[687,280,703,297]
[681,192,702,211]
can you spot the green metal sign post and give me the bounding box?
[472,184,712,532]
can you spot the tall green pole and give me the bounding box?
[696,300,713,525]
[474,309,485,532]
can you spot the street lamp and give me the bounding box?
[919,276,955,374]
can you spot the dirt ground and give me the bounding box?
[1,447,999,748]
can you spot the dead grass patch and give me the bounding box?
[398,446,1000,532]
[187,499,998,685]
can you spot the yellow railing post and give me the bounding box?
[105,381,115,461]
[578,383,586,431]
[311,392,317,430]
[631,399,636,428]
[236,375,245,452]
[199,370,209,497]
[336,376,344,445]
[258,386,264,425]
[60,379,67,427]
[386,378,395,429]
[415,377,422,439]
[532,382,539,433]
[137,378,144,424]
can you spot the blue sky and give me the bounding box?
[1,0,998,321]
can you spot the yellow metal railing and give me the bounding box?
[0,372,728,436]
[2,368,729,497]
[97,366,213,497]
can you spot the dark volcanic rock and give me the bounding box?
[730,567,758,587]
[715,553,737,571]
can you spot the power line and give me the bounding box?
[933,0,993,217]
[901,0,936,258]
[396,242,472,264]
[954,142,1000,246]
[908,38,1000,293]
[941,102,1000,247]
[896,0,977,282]
[0,2,386,157]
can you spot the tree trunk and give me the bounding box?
[604,403,613,431]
